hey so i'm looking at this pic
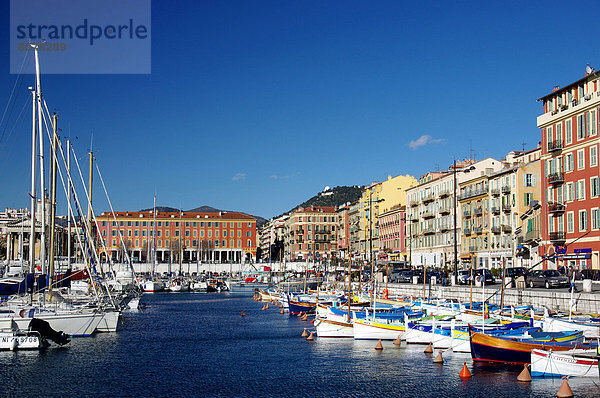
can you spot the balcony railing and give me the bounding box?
[491,226,501,234]
[440,223,450,232]
[548,202,565,214]
[501,224,512,233]
[410,201,419,208]
[547,172,564,185]
[468,245,477,252]
[473,207,483,216]
[423,227,435,235]
[422,211,435,219]
[524,229,539,243]
[501,185,511,194]
[502,204,511,213]
[439,206,451,215]
[490,188,500,196]
[422,192,435,203]
[473,226,483,235]
[491,206,500,215]
[459,187,489,201]
[547,140,563,152]
[463,228,472,236]
[438,188,451,198]
[549,231,565,242]
[463,210,472,218]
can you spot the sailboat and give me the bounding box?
[143,195,164,293]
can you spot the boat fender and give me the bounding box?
[383,289,389,299]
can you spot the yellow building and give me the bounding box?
[358,174,417,261]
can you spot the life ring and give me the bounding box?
[383,289,389,299]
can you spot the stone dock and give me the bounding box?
[384,282,600,314]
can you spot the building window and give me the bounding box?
[579,210,588,231]
[577,114,585,140]
[215,230,219,237]
[591,146,598,167]
[565,119,572,144]
[592,209,600,230]
[223,230,227,237]
[577,149,585,170]
[566,182,575,201]
[589,110,596,136]
[567,212,574,233]
[135,221,139,227]
[185,231,190,237]
[524,174,536,187]
[577,180,586,200]
[185,222,190,227]
[247,240,252,247]
[564,153,574,172]
[524,193,533,206]
[591,177,600,198]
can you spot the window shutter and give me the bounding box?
[532,174,536,187]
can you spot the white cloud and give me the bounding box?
[232,173,246,181]
[269,175,278,180]
[408,135,444,150]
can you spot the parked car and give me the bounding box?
[457,270,470,285]
[504,267,527,279]
[526,270,570,289]
[397,270,416,283]
[389,269,412,283]
[466,269,495,285]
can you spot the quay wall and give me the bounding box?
[385,283,600,314]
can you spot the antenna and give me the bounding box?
[521,141,527,152]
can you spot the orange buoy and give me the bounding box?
[302,314,308,321]
[241,310,246,317]
[306,332,314,341]
[265,303,269,310]
[517,364,531,382]
[433,351,443,363]
[297,312,304,317]
[280,308,285,314]
[374,339,383,350]
[424,343,433,353]
[301,328,308,337]
[459,362,472,378]
[393,335,401,346]
[261,305,266,311]
[556,377,574,397]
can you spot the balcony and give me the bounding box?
[410,200,419,208]
[502,204,511,213]
[463,228,472,236]
[490,188,500,197]
[440,223,451,232]
[491,226,501,234]
[473,226,483,235]
[468,245,477,252]
[548,202,566,215]
[459,187,489,201]
[422,192,435,204]
[491,206,500,215]
[423,227,435,235]
[463,210,472,218]
[547,140,563,152]
[501,185,511,194]
[473,207,483,217]
[547,172,564,185]
[439,206,451,215]
[501,224,512,233]
[524,229,539,244]
[438,188,451,198]
[422,210,435,219]
[549,231,566,243]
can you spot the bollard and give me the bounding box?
[375,339,383,350]
[301,328,308,337]
[459,362,472,378]
[556,377,574,397]
[306,332,314,341]
[433,352,443,363]
[517,364,531,382]
[393,335,401,346]
[424,343,433,353]
[241,310,246,317]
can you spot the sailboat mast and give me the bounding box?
[48,113,58,298]
[87,151,93,266]
[28,89,37,274]
[66,139,72,269]
[152,195,157,276]
[33,45,46,275]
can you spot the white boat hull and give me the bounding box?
[531,349,599,378]
[96,310,122,332]
[0,332,45,350]
[315,318,353,338]
[543,317,600,339]
[9,312,103,337]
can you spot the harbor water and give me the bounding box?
[1,292,599,397]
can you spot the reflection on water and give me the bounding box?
[0,292,599,397]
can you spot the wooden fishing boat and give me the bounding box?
[543,316,600,339]
[470,329,588,364]
[353,317,405,340]
[315,318,353,338]
[287,298,316,315]
[531,348,600,378]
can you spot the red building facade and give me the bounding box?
[538,69,600,270]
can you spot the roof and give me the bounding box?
[98,211,255,221]
[537,70,599,102]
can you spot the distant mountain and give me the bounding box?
[139,205,267,228]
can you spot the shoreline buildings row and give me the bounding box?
[260,68,600,272]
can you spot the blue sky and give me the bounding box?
[0,1,596,219]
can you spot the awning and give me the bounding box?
[459,254,472,258]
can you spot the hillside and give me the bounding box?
[272,185,364,220]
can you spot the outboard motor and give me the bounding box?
[28,318,70,346]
